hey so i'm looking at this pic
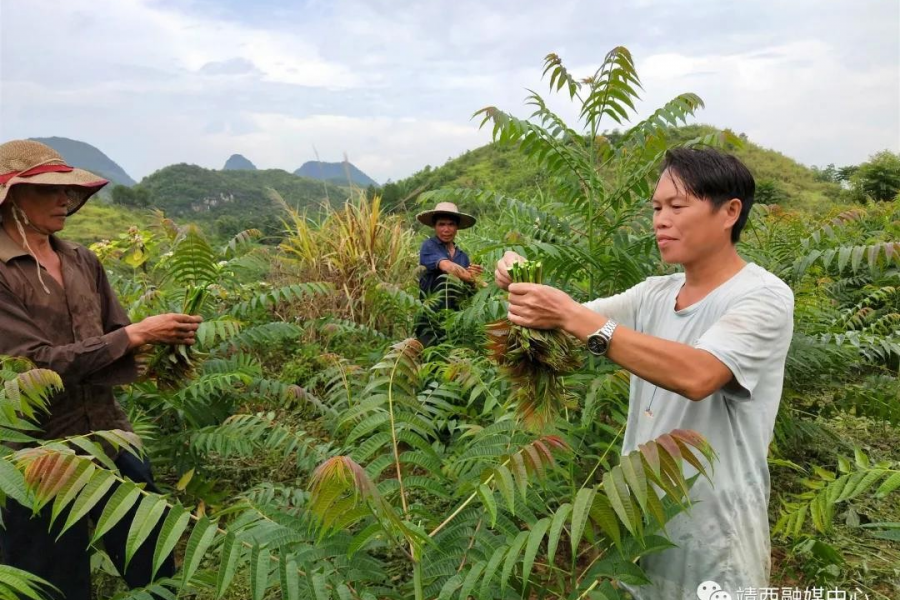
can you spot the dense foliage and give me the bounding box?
[1,47,899,600]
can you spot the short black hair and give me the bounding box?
[660,147,755,243]
[433,213,460,226]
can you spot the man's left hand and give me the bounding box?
[507,283,579,330]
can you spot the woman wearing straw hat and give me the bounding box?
[414,201,483,346]
[0,139,202,599]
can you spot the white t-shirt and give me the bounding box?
[583,262,794,600]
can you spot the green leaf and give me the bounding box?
[0,458,32,506]
[457,561,485,600]
[521,518,550,591]
[546,503,571,567]
[477,484,497,528]
[0,564,56,600]
[479,546,507,599]
[869,528,900,541]
[91,481,141,544]
[61,468,115,536]
[49,461,94,527]
[438,574,463,600]
[124,495,167,569]
[152,503,191,580]
[68,437,118,471]
[875,472,900,497]
[94,430,142,457]
[570,486,596,555]
[251,545,270,600]
[182,516,218,586]
[643,485,668,531]
[494,465,516,515]
[589,494,622,550]
[500,531,528,595]
[845,470,885,500]
[215,532,243,598]
[279,556,300,600]
[510,452,528,498]
[604,468,638,538]
[348,522,383,557]
[309,572,328,600]
[620,452,648,513]
[582,553,650,586]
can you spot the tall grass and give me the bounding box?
[272,189,418,333]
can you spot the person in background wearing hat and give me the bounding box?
[414,202,483,346]
[0,140,203,599]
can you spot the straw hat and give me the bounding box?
[0,140,109,216]
[415,202,476,230]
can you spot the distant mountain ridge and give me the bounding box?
[30,136,136,187]
[132,163,345,234]
[223,154,257,170]
[294,161,377,187]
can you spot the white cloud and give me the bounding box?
[1,0,897,182]
[0,0,361,91]
[635,40,900,167]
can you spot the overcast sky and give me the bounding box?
[1,0,898,184]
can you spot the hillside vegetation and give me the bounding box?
[380,125,846,216]
[62,202,148,246]
[130,163,343,235]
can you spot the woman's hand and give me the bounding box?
[494,251,526,290]
[126,313,203,349]
[507,283,580,330]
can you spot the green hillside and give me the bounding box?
[130,163,344,235]
[377,143,546,212]
[667,125,845,211]
[61,202,148,246]
[383,125,844,214]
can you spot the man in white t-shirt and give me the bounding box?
[494,147,794,599]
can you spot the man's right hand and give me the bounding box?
[494,251,526,291]
[125,314,203,349]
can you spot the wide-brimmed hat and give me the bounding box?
[415,202,476,230]
[0,140,109,216]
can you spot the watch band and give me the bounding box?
[587,319,618,356]
[598,319,617,340]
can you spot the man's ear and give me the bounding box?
[723,198,743,229]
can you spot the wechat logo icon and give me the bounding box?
[697,580,731,600]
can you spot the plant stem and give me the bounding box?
[413,561,424,600]
[579,422,625,491]
[387,349,409,517]
[428,461,506,537]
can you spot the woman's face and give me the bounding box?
[7,184,73,234]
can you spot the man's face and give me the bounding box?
[651,169,739,265]
[434,218,458,243]
[9,184,73,234]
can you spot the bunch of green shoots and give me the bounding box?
[148,284,206,389]
[487,260,582,429]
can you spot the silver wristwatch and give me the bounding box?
[586,320,618,356]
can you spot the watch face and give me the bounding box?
[587,334,608,355]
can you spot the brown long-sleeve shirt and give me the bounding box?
[0,227,136,441]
